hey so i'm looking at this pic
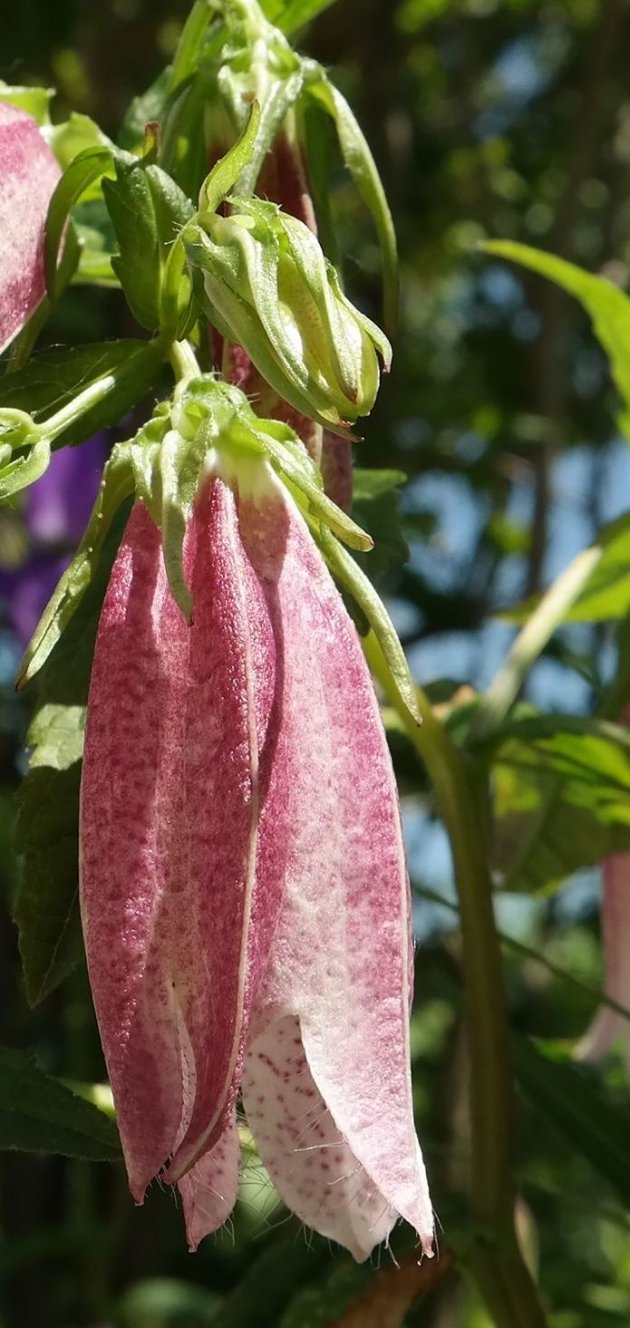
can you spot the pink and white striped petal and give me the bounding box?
[0,102,60,352]
[80,484,283,1201]
[234,487,434,1261]
[178,1111,241,1251]
[242,1015,398,1262]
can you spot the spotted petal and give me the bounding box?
[236,487,433,1261]
[178,1111,241,1251]
[0,102,60,352]
[80,485,283,1200]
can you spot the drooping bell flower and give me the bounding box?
[79,441,434,1262]
[576,850,630,1079]
[0,101,60,353]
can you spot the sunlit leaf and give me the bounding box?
[502,515,630,626]
[260,0,337,33]
[493,715,630,893]
[486,240,630,438]
[103,155,193,330]
[0,340,164,449]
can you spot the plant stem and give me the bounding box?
[167,0,214,95]
[471,544,602,741]
[365,632,548,1328]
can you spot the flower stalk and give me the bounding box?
[364,634,548,1328]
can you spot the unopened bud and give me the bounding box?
[186,197,391,432]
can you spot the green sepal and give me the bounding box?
[219,67,305,196]
[0,437,50,503]
[17,440,139,687]
[306,71,399,333]
[316,525,421,725]
[201,3,304,193]
[188,195,390,432]
[0,81,53,122]
[255,421,372,551]
[45,146,116,298]
[156,430,196,620]
[200,100,262,217]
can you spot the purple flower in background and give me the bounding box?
[0,436,107,645]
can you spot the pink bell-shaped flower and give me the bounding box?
[0,102,60,353]
[80,457,433,1262]
[577,849,630,1079]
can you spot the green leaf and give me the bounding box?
[514,1038,630,1209]
[72,199,117,286]
[45,146,115,298]
[0,340,165,450]
[103,154,193,330]
[260,0,337,33]
[486,240,630,438]
[0,1046,120,1161]
[492,715,630,893]
[501,515,630,626]
[13,758,83,1005]
[13,507,129,1002]
[351,468,408,583]
[48,113,113,174]
[280,1262,367,1328]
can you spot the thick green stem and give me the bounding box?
[167,0,214,94]
[169,338,202,383]
[365,633,547,1327]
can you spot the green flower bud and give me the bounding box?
[186,197,391,433]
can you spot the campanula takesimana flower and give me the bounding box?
[0,101,60,353]
[577,705,630,1077]
[79,444,434,1262]
[577,849,630,1079]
